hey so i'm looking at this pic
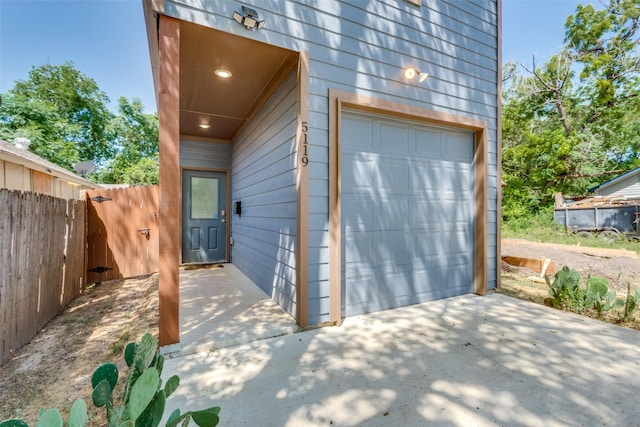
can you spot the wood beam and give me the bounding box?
[296,51,310,328]
[158,15,180,347]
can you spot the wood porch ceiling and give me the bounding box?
[179,21,298,141]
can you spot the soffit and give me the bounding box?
[179,21,298,141]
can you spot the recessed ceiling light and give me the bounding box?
[214,68,232,78]
[199,123,210,129]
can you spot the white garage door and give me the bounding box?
[341,110,475,316]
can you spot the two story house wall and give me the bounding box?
[143,0,502,346]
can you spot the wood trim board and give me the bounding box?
[328,89,490,322]
[296,51,310,327]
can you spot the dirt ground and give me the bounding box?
[2,239,640,425]
[501,238,640,292]
[0,274,159,425]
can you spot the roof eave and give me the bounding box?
[590,167,640,193]
[143,0,164,111]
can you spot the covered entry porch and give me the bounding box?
[162,263,299,356]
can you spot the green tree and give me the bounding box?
[0,62,114,170]
[502,0,640,221]
[95,97,159,185]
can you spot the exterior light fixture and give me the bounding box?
[214,68,232,78]
[199,122,210,129]
[233,5,265,30]
[404,67,429,82]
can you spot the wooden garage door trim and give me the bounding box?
[328,88,488,325]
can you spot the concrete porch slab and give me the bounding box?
[162,263,299,356]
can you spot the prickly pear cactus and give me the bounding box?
[1,332,220,427]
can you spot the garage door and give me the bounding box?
[341,110,475,316]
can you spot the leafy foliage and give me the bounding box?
[502,0,640,221]
[94,97,159,185]
[585,276,624,316]
[0,62,113,170]
[544,266,636,320]
[545,266,584,309]
[0,62,158,185]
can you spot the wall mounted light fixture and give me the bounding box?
[404,67,429,83]
[233,6,265,30]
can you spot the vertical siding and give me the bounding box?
[4,162,30,191]
[180,139,230,170]
[230,71,298,316]
[33,170,53,195]
[166,0,499,323]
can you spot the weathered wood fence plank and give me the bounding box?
[0,189,86,366]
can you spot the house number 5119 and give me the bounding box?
[301,121,309,166]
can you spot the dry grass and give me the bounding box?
[0,274,159,425]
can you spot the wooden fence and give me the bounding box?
[0,189,86,365]
[86,186,159,284]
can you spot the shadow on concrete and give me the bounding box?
[163,264,299,356]
[163,293,640,426]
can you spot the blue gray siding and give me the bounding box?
[229,71,298,316]
[165,0,500,324]
[180,139,230,170]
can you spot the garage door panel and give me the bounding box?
[344,233,374,264]
[414,128,443,159]
[377,199,411,228]
[343,275,376,306]
[413,232,445,257]
[342,111,475,317]
[379,122,409,153]
[343,155,376,190]
[411,165,450,192]
[343,197,374,228]
[410,201,449,226]
[448,229,474,253]
[379,164,409,192]
[374,229,412,263]
[342,116,374,150]
[443,132,474,163]
[345,273,465,317]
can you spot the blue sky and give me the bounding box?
[0,0,591,114]
[0,0,155,112]
[502,0,589,66]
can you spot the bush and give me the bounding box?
[545,267,635,320]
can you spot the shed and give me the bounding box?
[0,139,100,199]
[589,167,640,199]
[143,0,502,346]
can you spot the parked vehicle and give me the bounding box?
[553,193,640,240]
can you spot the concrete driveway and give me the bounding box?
[163,293,640,426]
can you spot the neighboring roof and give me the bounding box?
[0,139,100,188]
[588,167,640,193]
